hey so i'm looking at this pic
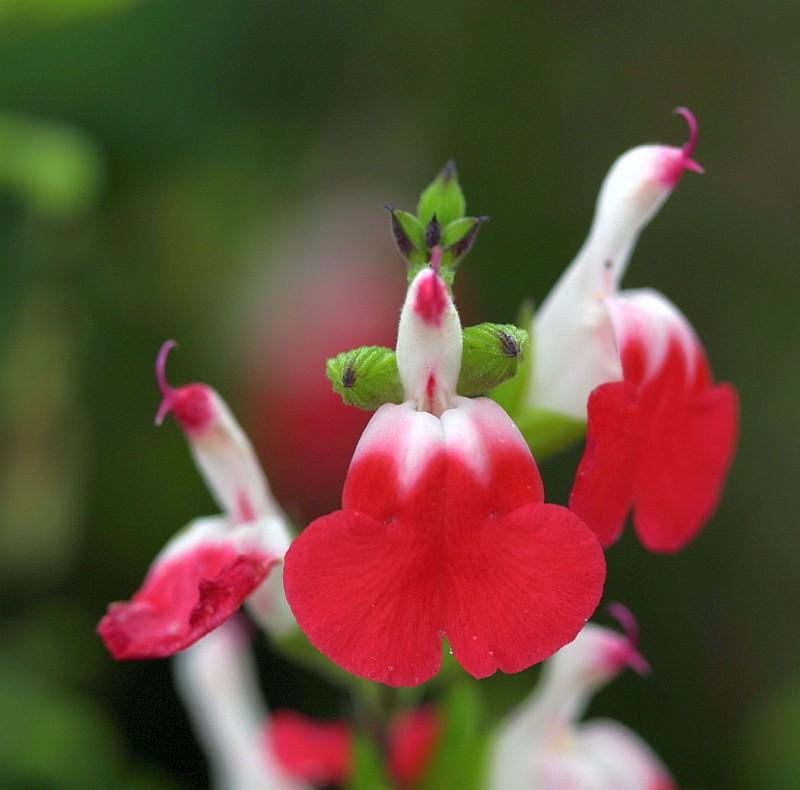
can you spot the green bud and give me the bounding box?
[457,323,529,396]
[490,299,535,413]
[417,160,466,227]
[326,346,404,411]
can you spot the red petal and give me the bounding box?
[633,381,738,552]
[388,707,441,786]
[285,403,605,686]
[98,537,277,659]
[570,382,638,547]
[572,293,739,552]
[266,711,351,785]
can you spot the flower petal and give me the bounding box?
[156,341,280,524]
[529,111,702,418]
[569,381,638,547]
[578,719,677,790]
[284,398,605,686]
[173,619,300,790]
[571,290,739,552]
[388,707,441,786]
[98,516,280,659]
[396,266,462,414]
[266,711,352,785]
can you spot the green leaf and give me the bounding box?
[347,731,392,790]
[417,160,466,227]
[458,323,529,396]
[327,346,404,410]
[417,683,489,790]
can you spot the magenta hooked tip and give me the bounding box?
[673,106,704,173]
[607,601,651,675]
[155,339,178,426]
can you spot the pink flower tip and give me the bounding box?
[656,108,704,187]
[153,340,216,434]
[413,267,448,327]
[673,106,699,160]
[606,601,651,676]
[155,339,179,426]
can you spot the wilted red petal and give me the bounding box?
[388,707,440,786]
[284,399,605,687]
[98,524,278,659]
[266,710,351,785]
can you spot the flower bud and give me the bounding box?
[395,264,462,415]
[529,108,703,419]
[326,345,404,410]
[457,322,529,396]
[156,340,279,524]
[416,160,466,227]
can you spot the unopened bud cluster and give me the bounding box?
[386,160,488,284]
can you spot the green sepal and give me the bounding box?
[326,346,404,410]
[490,299,535,413]
[514,408,586,459]
[387,206,427,265]
[458,323,529,396]
[417,160,466,227]
[416,683,489,790]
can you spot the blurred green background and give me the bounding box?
[0,1,798,788]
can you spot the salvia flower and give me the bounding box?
[175,619,307,790]
[177,618,440,789]
[283,256,606,687]
[97,341,293,659]
[266,706,440,788]
[528,109,738,552]
[488,606,676,790]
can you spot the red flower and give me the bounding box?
[97,342,293,659]
[284,263,606,687]
[570,293,738,552]
[528,109,738,552]
[489,607,676,790]
[267,711,352,786]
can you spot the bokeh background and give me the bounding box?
[0,1,798,788]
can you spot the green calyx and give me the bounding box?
[327,323,529,412]
[457,323,529,396]
[387,161,487,282]
[326,346,404,411]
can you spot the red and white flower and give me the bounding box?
[283,257,606,687]
[176,618,440,789]
[489,606,676,790]
[175,619,309,790]
[528,109,738,552]
[97,341,294,660]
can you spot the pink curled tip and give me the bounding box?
[607,601,651,676]
[155,339,178,426]
[673,106,704,173]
